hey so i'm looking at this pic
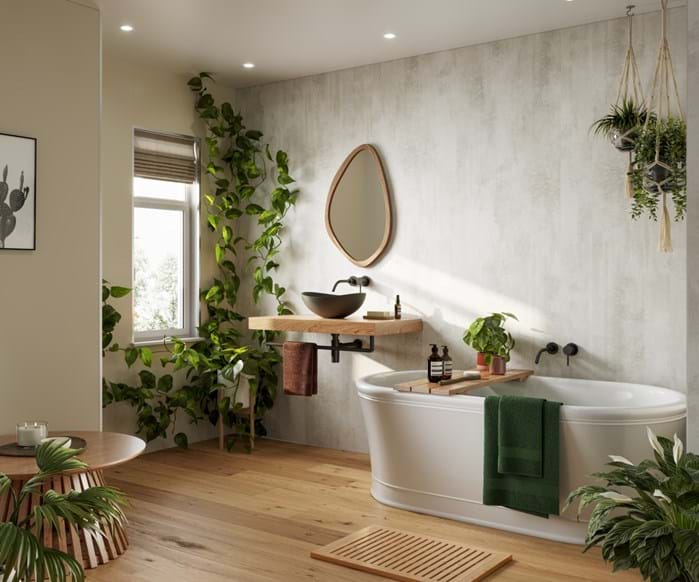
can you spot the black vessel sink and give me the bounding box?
[301,292,366,319]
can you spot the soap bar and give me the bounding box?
[364,311,393,320]
[462,371,482,380]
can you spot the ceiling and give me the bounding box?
[97,0,687,88]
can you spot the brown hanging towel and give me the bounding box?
[283,342,318,396]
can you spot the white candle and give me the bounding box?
[16,422,48,447]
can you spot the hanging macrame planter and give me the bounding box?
[590,6,647,199]
[630,0,686,253]
[612,6,645,153]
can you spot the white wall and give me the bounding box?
[101,54,223,449]
[236,9,688,452]
[687,0,699,451]
[0,0,101,434]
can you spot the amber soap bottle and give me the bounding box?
[441,346,453,380]
[428,344,443,383]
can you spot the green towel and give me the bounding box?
[497,395,544,477]
[483,395,562,518]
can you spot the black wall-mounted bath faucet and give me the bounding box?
[332,276,370,293]
[535,342,559,364]
[563,343,579,366]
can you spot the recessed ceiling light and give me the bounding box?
[383,32,397,39]
[120,24,134,32]
[243,62,255,69]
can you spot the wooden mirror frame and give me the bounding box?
[325,144,393,268]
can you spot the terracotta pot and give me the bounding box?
[476,352,491,378]
[490,356,506,376]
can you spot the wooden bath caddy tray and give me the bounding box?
[394,369,533,396]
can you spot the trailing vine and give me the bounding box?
[629,116,687,222]
[102,73,297,450]
[102,280,186,446]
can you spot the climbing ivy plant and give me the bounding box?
[102,73,298,450]
[102,280,184,446]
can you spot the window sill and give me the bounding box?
[133,336,205,349]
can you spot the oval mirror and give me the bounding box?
[325,144,392,267]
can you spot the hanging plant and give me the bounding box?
[591,6,646,200]
[591,99,649,152]
[630,116,687,222]
[630,0,686,252]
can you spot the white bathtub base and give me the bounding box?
[371,478,587,545]
[357,372,687,547]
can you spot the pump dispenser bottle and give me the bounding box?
[428,344,443,383]
[441,346,453,380]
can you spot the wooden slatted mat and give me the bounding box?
[311,526,512,581]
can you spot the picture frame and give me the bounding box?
[0,132,36,250]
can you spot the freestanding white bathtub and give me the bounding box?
[356,371,687,544]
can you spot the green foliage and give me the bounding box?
[0,441,127,581]
[630,117,687,222]
[462,312,517,363]
[565,430,699,582]
[102,281,183,444]
[159,71,297,449]
[101,73,297,451]
[591,99,649,140]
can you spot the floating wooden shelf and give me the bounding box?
[248,314,423,337]
[394,369,533,396]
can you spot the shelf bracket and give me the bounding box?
[269,334,375,363]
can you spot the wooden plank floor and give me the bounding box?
[90,438,638,581]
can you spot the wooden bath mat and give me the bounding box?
[311,526,512,581]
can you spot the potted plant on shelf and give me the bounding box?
[0,440,126,581]
[462,312,517,376]
[565,429,699,582]
[591,98,649,152]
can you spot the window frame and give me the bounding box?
[131,129,200,344]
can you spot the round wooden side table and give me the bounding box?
[0,431,145,570]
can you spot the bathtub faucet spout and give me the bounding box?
[535,342,559,364]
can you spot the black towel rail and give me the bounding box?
[267,334,375,363]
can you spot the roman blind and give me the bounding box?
[133,129,198,184]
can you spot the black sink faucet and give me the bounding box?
[535,342,559,364]
[332,276,370,293]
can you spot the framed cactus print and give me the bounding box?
[0,132,36,250]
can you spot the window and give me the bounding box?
[132,129,199,342]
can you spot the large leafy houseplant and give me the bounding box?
[462,312,517,364]
[630,116,687,222]
[103,284,255,449]
[102,281,183,445]
[0,441,126,581]
[565,429,699,582]
[103,73,298,451]
[163,72,297,450]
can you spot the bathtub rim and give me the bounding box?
[356,372,687,425]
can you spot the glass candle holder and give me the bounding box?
[16,421,48,447]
